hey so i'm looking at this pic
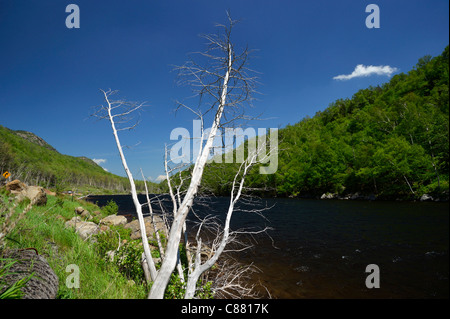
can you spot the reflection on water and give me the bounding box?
[86,195,449,298]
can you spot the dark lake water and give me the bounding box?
[86,194,449,299]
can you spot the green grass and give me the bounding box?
[1,191,216,299]
[1,194,147,299]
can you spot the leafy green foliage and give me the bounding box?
[114,241,145,284]
[95,225,131,257]
[162,273,214,299]
[164,274,186,299]
[199,46,449,200]
[102,199,119,216]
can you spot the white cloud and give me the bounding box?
[92,158,108,172]
[155,175,167,183]
[333,64,398,80]
[93,158,107,165]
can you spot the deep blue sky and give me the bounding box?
[0,0,448,181]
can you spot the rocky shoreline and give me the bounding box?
[64,206,166,242]
[316,191,449,202]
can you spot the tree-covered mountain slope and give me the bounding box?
[0,125,158,194]
[199,46,449,200]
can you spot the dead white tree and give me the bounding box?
[92,90,158,282]
[148,14,264,299]
[183,145,273,298]
[92,13,274,299]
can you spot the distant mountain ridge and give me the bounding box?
[11,129,58,153]
[0,125,157,194]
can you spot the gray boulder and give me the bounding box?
[75,207,85,215]
[125,217,154,240]
[320,193,336,199]
[100,214,127,226]
[124,216,166,240]
[65,217,99,240]
[420,194,433,202]
[74,207,92,220]
[350,192,362,200]
[21,186,47,206]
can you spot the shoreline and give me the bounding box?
[85,191,450,203]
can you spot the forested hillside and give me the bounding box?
[3,47,447,199]
[0,125,159,194]
[200,46,449,200]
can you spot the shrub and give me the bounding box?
[114,241,145,284]
[102,199,118,216]
[95,226,131,258]
[164,274,185,299]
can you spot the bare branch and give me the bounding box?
[92,89,158,282]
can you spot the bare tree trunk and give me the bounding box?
[141,252,151,285]
[100,89,158,282]
[148,41,232,299]
[140,169,165,257]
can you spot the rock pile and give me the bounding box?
[65,206,167,242]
